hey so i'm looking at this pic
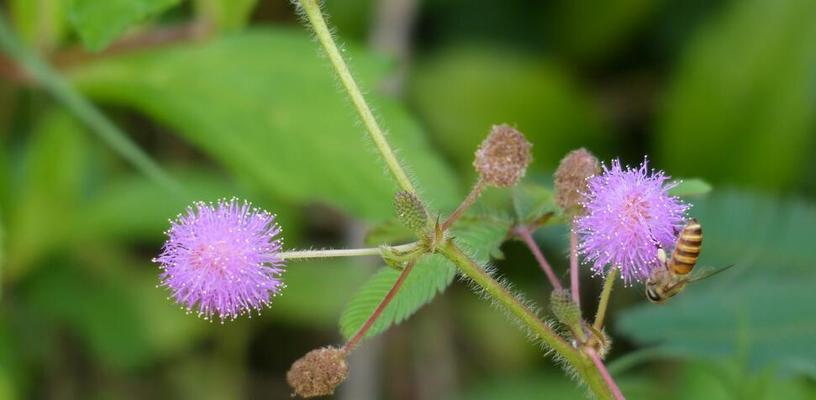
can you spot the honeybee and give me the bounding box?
[645,219,732,303]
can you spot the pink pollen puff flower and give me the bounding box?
[153,198,285,322]
[574,158,688,285]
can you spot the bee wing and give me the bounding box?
[688,264,736,283]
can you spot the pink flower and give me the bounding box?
[154,198,285,321]
[575,159,688,284]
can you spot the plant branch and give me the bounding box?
[594,267,617,331]
[342,258,418,353]
[570,227,581,307]
[440,178,485,231]
[438,240,615,399]
[279,243,417,260]
[0,10,183,195]
[587,348,626,400]
[515,226,563,291]
[297,0,415,194]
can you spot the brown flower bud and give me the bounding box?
[554,148,600,213]
[473,124,532,187]
[287,346,349,398]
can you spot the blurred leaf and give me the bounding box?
[5,110,90,279]
[68,0,181,51]
[617,191,816,375]
[669,178,712,197]
[512,182,558,224]
[194,0,256,31]
[364,217,414,246]
[22,258,205,370]
[0,322,21,400]
[339,215,511,339]
[454,372,586,400]
[656,0,816,191]
[10,0,67,51]
[268,260,372,328]
[409,47,607,175]
[549,0,658,61]
[323,0,374,40]
[70,28,460,221]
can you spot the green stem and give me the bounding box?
[440,178,485,231]
[439,240,615,400]
[0,11,182,195]
[594,267,618,331]
[279,242,417,260]
[297,0,415,194]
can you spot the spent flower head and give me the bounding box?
[153,198,285,321]
[474,124,532,187]
[575,158,688,284]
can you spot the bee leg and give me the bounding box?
[657,248,668,265]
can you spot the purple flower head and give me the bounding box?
[153,198,285,322]
[575,158,688,285]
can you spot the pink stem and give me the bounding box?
[569,228,580,308]
[516,227,563,291]
[588,349,625,400]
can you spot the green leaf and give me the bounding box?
[409,46,607,175]
[668,178,712,197]
[69,28,460,221]
[512,182,559,224]
[364,217,415,246]
[616,191,816,375]
[10,0,68,50]
[68,0,181,51]
[339,215,511,340]
[655,0,816,191]
[193,0,257,31]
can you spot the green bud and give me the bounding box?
[550,289,582,328]
[394,191,428,232]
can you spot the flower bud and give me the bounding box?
[473,124,532,187]
[394,191,428,232]
[554,148,600,213]
[287,346,349,398]
[550,289,582,328]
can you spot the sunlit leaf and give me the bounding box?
[68,0,181,51]
[70,28,460,221]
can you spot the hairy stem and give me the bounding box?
[440,178,485,231]
[0,11,182,195]
[297,0,415,193]
[279,243,417,260]
[594,267,618,331]
[516,227,563,291]
[438,240,615,400]
[342,258,418,353]
[570,228,581,308]
[588,348,626,400]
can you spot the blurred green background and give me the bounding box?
[1,0,815,399]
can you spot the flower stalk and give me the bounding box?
[570,228,581,307]
[594,267,618,331]
[515,226,563,291]
[440,178,485,231]
[297,0,415,194]
[278,243,418,260]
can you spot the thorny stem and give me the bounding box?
[297,0,416,194]
[342,258,418,353]
[0,10,183,195]
[594,267,618,331]
[279,243,417,260]
[439,240,615,400]
[570,228,581,308]
[515,226,563,291]
[587,348,626,400]
[440,178,485,231]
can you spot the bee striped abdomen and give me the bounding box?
[668,219,702,275]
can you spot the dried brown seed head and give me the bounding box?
[473,124,532,187]
[554,148,600,213]
[287,346,349,398]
